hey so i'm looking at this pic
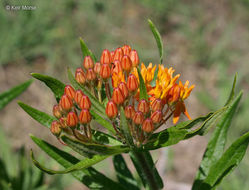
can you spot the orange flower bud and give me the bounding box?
[67,111,78,128]
[83,56,94,69]
[121,55,132,72]
[137,99,150,114]
[86,68,96,81]
[127,74,139,92]
[53,104,62,119]
[94,62,101,75]
[59,94,73,111]
[100,63,111,79]
[100,49,111,65]
[133,111,144,125]
[167,84,181,104]
[151,98,163,112]
[79,95,91,110]
[118,82,129,99]
[151,110,162,124]
[125,105,135,119]
[50,121,62,136]
[74,90,84,105]
[122,45,131,55]
[113,47,124,62]
[76,67,84,73]
[111,60,122,73]
[105,100,118,119]
[129,49,139,67]
[110,51,115,63]
[59,117,67,129]
[142,118,154,133]
[64,85,75,100]
[79,109,91,124]
[112,87,125,105]
[75,71,86,85]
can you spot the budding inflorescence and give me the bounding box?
[50,44,194,147]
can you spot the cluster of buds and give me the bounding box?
[50,85,92,141]
[50,44,194,147]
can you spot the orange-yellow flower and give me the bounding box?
[112,71,125,88]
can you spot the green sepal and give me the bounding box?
[0,79,32,110]
[31,73,65,102]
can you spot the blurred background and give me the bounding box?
[0,0,249,189]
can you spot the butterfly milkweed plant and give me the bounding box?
[18,19,249,190]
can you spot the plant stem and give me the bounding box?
[105,82,111,100]
[130,150,163,190]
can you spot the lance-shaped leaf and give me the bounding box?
[199,131,249,189]
[61,135,130,157]
[30,135,126,190]
[31,73,65,102]
[130,151,164,189]
[224,73,237,106]
[67,68,106,115]
[18,101,55,128]
[148,19,163,64]
[80,37,97,62]
[113,154,140,190]
[137,68,148,101]
[192,92,242,189]
[91,130,123,146]
[0,79,32,110]
[120,107,134,147]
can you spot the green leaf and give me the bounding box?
[61,135,130,157]
[120,107,134,147]
[31,73,65,102]
[18,101,55,128]
[193,92,242,189]
[113,154,140,190]
[67,68,106,116]
[92,130,123,146]
[225,73,237,106]
[137,68,148,101]
[201,131,249,189]
[0,79,32,110]
[148,19,163,64]
[129,151,164,189]
[31,149,109,175]
[80,37,97,62]
[90,110,115,134]
[31,135,126,190]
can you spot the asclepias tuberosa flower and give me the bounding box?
[18,19,249,190]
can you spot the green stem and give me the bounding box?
[130,151,163,190]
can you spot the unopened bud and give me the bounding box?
[133,111,144,125]
[142,118,154,133]
[111,60,122,73]
[137,99,150,114]
[79,109,91,124]
[112,87,125,105]
[118,82,129,99]
[75,70,86,85]
[50,121,62,136]
[151,110,163,124]
[86,68,96,81]
[94,62,101,75]
[121,55,132,72]
[113,47,124,62]
[59,117,67,129]
[122,45,131,55]
[151,98,163,112]
[59,94,73,111]
[100,49,111,65]
[127,74,139,92]
[67,111,78,128]
[79,95,91,110]
[76,67,84,73]
[110,51,115,63]
[83,56,94,69]
[105,100,118,119]
[64,85,75,100]
[74,90,84,105]
[53,104,62,119]
[125,105,135,119]
[100,63,111,80]
[129,49,139,67]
